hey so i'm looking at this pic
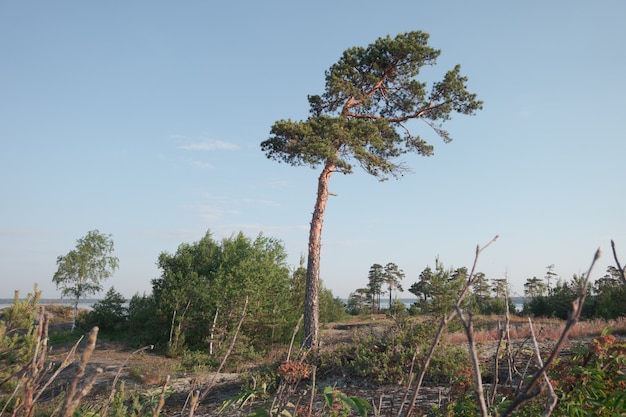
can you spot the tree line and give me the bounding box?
[347,259,515,317]
[52,229,345,356]
[346,259,626,321]
[522,265,626,320]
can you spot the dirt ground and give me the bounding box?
[42,318,576,416]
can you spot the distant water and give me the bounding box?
[341,298,418,309]
[342,297,526,312]
[0,299,100,310]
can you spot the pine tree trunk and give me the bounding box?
[303,162,334,348]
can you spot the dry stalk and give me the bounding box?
[503,291,515,385]
[611,240,626,285]
[0,307,75,417]
[500,247,601,417]
[153,374,170,417]
[189,296,248,415]
[286,314,304,362]
[527,318,558,416]
[455,309,488,417]
[59,326,100,417]
[399,235,499,417]
[99,344,156,417]
[490,320,504,405]
[307,365,317,417]
[187,390,199,417]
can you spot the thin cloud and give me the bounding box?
[191,160,214,169]
[178,139,239,151]
[188,204,240,222]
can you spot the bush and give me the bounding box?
[317,319,472,386]
[127,293,160,347]
[549,330,626,416]
[80,286,127,333]
[0,287,41,385]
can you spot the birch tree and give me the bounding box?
[52,230,119,331]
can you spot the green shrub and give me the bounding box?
[179,350,218,373]
[0,287,41,385]
[549,330,626,416]
[79,287,127,333]
[318,319,471,386]
[126,293,160,347]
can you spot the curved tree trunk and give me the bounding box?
[303,162,334,348]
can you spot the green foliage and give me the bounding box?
[80,286,127,333]
[346,288,371,315]
[52,230,119,331]
[367,264,385,313]
[523,276,547,298]
[409,260,467,317]
[322,386,374,417]
[387,299,409,320]
[431,331,626,416]
[426,343,472,385]
[589,266,626,320]
[383,262,405,310]
[262,31,482,179]
[150,230,299,354]
[70,380,170,417]
[366,262,405,314]
[126,293,159,347]
[0,287,41,385]
[262,31,482,347]
[319,289,347,323]
[521,266,626,320]
[318,319,470,386]
[549,330,626,416]
[179,350,218,373]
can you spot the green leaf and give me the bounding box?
[350,396,375,416]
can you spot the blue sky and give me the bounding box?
[1,1,624,300]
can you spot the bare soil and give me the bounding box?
[42,318,583,416]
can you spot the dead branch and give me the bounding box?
[190,296,248,414]
[60,326,99,417]
[490,320,504,405]
[153,375,170,417]
[610,240,626,285]
[527,318,558,416]
[286,315,304,362]
[399,235,498,417]
[99,344,155,417]
[501,248,601,416]
[455,309,488,417]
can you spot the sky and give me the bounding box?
[1,1,625,300]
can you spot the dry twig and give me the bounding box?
[59,326,100,417]
[611,240,626,285]
[500,248,601,416]
[188,296,249,415]
[527,318,558,416]
[399,235,499,417]
[455,309,488,417]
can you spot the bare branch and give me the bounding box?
[286,315,304,362]
[60,326,99,417]
[501,248,601,416]
[194,296,248,409]
[399,235,498,417]
[153,375,170,417]
[527,318,558,417]
[611,240,626,285]
[455,308,489,417]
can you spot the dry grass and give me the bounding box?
[446,316,626,344]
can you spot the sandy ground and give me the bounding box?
[41,319,578,416]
